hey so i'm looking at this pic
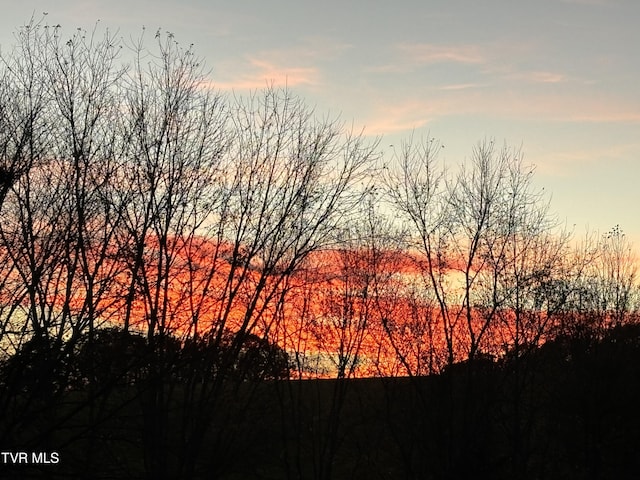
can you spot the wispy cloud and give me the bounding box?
[526,71,568,84]
[534,141,640,176]
[483,91,640,124]
[398,43,485,65]
[566,111,640,123]
[358,100,435,135]
[351,83,640,140]
[212,38,350,92]
[439,83,488,91]
[369,43,487,74]
[215,57,319,91]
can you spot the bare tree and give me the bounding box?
[383,134,455,367]
[385,137,574,365]
[383,136,579,477]
[273,194,402,480]
[0,18,51,207]
[592,226,638,327]
[0,21,134,469]
[0,18,378,478]
[113,48,377,475]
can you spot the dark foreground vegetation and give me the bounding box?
[1,322,639,479]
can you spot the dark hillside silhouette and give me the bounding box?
[1,321,639,478]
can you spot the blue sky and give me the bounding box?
[2,0,639,243]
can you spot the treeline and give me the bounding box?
[2,323,639,479]
[0,19,638,479]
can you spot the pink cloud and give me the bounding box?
[528,71,567,83]
[355,100,440,136]
[501,70,568,84]
[353,85,640,140]
[214,57,319,91]
[439,83,487,91]
[368,43,487,75]
[397,43,486,65]
[210,38,350,92]
[533,142,640,177]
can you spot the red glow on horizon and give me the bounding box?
[30,234,636,379]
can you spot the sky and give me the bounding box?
[1,0,639,245]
